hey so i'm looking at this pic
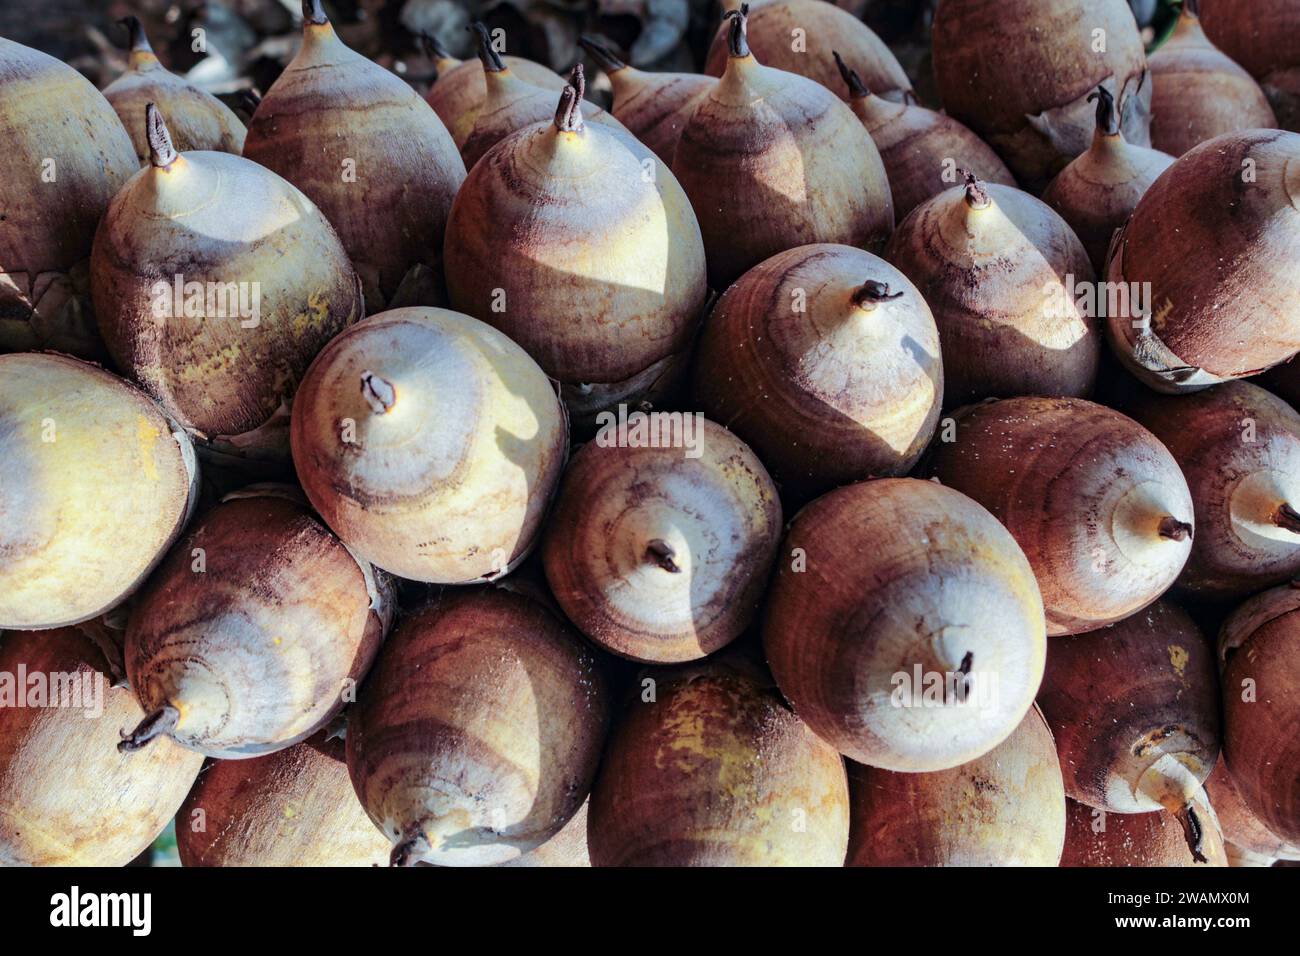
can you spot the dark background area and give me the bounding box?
[0,0,1182,114]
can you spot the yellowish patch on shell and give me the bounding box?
[1168,643,1189,677]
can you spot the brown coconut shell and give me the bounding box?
[542,418,782,663]
[922,398,1194,635]
[580,36,716,167]
[1061,794,1228,867]
[1125,381,1300,598]
[0,353,198,630]
[846,705,1066,866]
[705,0,912,104]
[692,243,942,503]
[1203,758,1300,860]
[885,178,1099,407]
[122,487,391,760]
[91,105,362,464]
[1036,600,1220,862]
[346,588,610,867]
[1217,584,1300,844]
[1200,0,1300,131]
[177,732,391,866]
[1040,86,1174,273]
[1149,2,1277,158]
[290,307,568,585]
[1105,129,1300,392]
[0,626,203,865]
[0,36,138,358]
[672,8,894,290]
[445,82,706,423]
[932,0,1151,192]
[103,17,246,165]
[835,53,1015,220]
[243,3,466,313]
[587,660,850,866]
[762,477,1047,772]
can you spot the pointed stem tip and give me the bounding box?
[569,63,587,104]
[1158,516,1193,542]
[145,103,178,169]
[947,650,975,704]
[724,4,750,59]
[1174,802,1209,864]
[852,280,904,309]
[118,705,180,754]
[1274,502,1300,535]
[469,22,505,73]
[554,84,584,133]
[418,32,451,62]
[119,15,153,54]
[302,0,329,27]
[1089,85,1120,137]
[646,539,681,573]
[360,371,396,414]
[833,51,869,99]
[579,35,627,74]
[959,169,990,208]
